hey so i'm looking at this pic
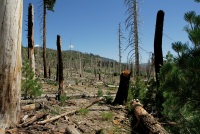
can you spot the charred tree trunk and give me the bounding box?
[49,66,51,79]
[113,70,131,105]
[28,3,35,73]
[98,69,101,81]
[57,35,64,100]
[0,0,22,128]
[154,10,164,86]
[56,63,58,81]
[130,100,168,134]
[43,1,48,78]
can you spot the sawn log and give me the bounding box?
[130,100,169,134]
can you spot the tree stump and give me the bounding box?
[113,70,131,105]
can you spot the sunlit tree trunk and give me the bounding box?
[0,0,22,128]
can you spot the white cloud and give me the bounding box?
[35,44,40,47]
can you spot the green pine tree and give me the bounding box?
[157,1,200,132]
[22,60,42,99]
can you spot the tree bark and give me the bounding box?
[133,0,139,78]
[57,35,64,100]
[130,100,168,134]
[28,3,35,73]
[0,0,23,128]
[154,10,164,86]
[118,23,122,74]
[43,1,48,78]
[113,70,131,105]
[18,112,47,127]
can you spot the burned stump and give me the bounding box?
[113,70,131,105]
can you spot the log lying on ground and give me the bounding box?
[18,112,47,127]
[130,100,168,134]
[37,97,104,125]
[21,98,47,104]
[21,103,41,111]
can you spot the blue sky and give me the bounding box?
[22,0,200,63]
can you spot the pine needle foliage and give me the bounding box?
[159,48,200,133]
[158,2,200,132]
[22,60,42,99]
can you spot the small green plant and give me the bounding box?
[100,111,114,121]
[47,79,58,86]
[104,91,113,104]
[77,108,89,115]
[22,60,42,99]
[59,94,67,106]
[112,126,121,133]
[97,89,104,97]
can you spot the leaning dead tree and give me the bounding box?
[57,35,64,100]
[0,0,23,128]
[28,3,35,73]
[131,100,169,134]
[113,70,131,105]
[154,10,164,86]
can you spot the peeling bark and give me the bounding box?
[0,0,23,128]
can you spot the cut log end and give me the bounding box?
[130,100,169,134]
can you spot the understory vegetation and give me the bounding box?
[127,3,200,133]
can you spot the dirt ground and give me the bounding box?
[12,80,132,134]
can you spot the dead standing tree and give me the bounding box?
[28,3,35,73]
[41,0,56,78]
[113,70,131,105]
[125,0,140,78]
[154,10,164,86]
[57,35,64,100]
[0,0,23,128]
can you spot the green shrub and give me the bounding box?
[59,94,67,106]
[47,79,58,86]
[104,91,113,104]
[22,60,42,99]
[97,89,104,97]
[100,111,114,121]
[77,108,89,115]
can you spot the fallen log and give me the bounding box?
[21,103,41,111]
[130,100,169,134]
[18,112,47,127]
[20,98,47,104]
[37,97,104,125]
